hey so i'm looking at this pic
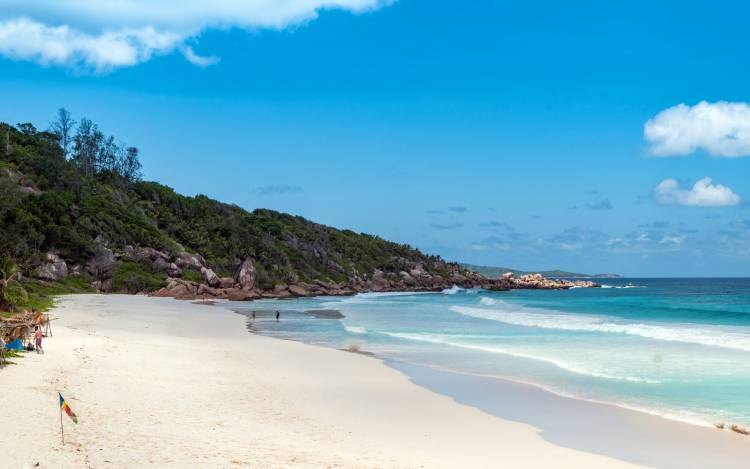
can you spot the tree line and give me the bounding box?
[47,108,142,183]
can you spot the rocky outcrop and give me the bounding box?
[500,272,598,290]
[234,258,257,291]
[86,245,116,280]
[141,251,597,302]
[35,253,68,281]
[219,277,234,289]
[201,267,221,288]
[175,252,205,271]
[152,278,200,299]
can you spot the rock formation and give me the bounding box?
[35,253,68,281]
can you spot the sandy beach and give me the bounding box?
[0,294,744,468]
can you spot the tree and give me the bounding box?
[120,146,142,183]
[98,135,119,174]
[71,118,103,177]
[50,108,76,159]
[17,123,37,135]
[0,175,21,218]
[0,257,20,311]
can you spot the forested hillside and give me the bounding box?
[0,110,481,310]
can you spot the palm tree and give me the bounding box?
[0,257,20,312]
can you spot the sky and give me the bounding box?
[1,0,750,277]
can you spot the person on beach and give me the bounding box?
[275,310,280,321]
[34,326,44,354]
[252,311,256,321]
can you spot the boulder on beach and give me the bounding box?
[201,267,221,288]
[234,257,257,291]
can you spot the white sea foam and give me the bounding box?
[442,285,463,295]
[451,303,750,353]
[382,331,660,384]
[479,296,500,306]
[344,325,367,335]
[601,284,644,289]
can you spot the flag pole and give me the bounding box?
[59,395,65,445]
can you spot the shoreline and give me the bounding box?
[3,293,748,468]
[1,294,643,468]
[236,303,750,467]
[388,361,750,468]
[235,291,746,433]
[230,292,742,434]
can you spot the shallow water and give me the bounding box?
[230,278,750,428]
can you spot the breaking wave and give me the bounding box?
[451,303,750,353]
[381,331,660,384]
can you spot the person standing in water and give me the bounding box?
[34,326,44,354]
[252,311,256,321]
[275,310,280,321]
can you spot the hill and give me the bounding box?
[0,114,487,310]
[462,264,620,279]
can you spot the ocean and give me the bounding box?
[229,278,750,428]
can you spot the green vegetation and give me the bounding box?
[0,110,460,311]
[0,257,20,311]
[16,276,94,312]
[112,262,167,294]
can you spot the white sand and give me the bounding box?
[1,294,645,468]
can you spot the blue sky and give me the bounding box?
[1,0,750,276]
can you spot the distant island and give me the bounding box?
[462,263,621,279]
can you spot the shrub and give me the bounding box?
[112,262,166,293]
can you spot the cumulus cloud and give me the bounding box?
[644,101,750,157]
[653,177,741,207]
[0,1,392,71]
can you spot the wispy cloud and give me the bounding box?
[585,198,613,210]
[470,235,511,251]
[430,222,463,230]
[645,101,750,157]
[653,177,741,207]
[479,220,507,228]
[0,1,393,71]
[639,221,670,229]
[448,206,468,213]
[253,184,304,196]
[180,45,219,68]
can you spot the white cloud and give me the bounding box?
[653,177,741,207]
[0,1,392,71]
[181,46,220,68]
[658,235,686,247]
[644,101,750,157]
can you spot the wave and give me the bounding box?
[479,296,500,306]
[601,284,645,289]
[451,303,750,353]
[382,331,660,384]
[442,285,463,295]
[343,325,367,335]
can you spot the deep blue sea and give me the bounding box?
[230,278,750,427]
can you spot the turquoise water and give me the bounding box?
[230,278,750,427]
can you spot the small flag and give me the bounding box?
[59,392,78,424]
